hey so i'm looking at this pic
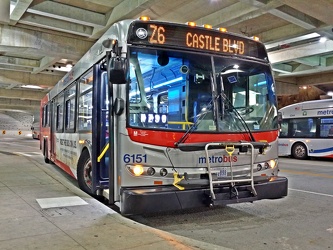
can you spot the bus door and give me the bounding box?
[91,63,110,196]
[49,101,55,158]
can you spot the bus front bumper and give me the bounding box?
[120,176,288,215]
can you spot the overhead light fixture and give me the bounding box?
[66,62,73,69]
[319,37,327,43]
[21,85,43,89]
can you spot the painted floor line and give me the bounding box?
[289,188,333,198]
[13,152,42,156]
[36,196,89,209]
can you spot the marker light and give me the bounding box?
[204,24,212,29]
[139,16,150,21]
[187,21,196,27]
[219,27,227,32]
[133,165,144,176]
[252,36,260,41]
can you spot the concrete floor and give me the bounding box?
[0,136,228,250]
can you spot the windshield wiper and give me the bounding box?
[220,92,256,142]
[174,99,213,147]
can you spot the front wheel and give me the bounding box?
[292,142,308,160]
[77,150,93,195]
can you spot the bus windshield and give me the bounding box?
[128,47,277,132]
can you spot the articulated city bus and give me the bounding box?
[278,99,333,159]
[40,17,287,215]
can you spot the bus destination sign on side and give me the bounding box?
[129,21,267,60]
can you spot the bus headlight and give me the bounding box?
[269,159,277,169]
[133,165,144,176]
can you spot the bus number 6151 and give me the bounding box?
[123,154,147,163]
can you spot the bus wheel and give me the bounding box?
[292,142,308,160]
[77,150,93,195]
[43,140,50,164]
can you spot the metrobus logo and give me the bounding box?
[317,109,333,115]
[198,155,237,164]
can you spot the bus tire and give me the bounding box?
[77,150,93,195]
[43,140,50,164]
[292,142,308,160]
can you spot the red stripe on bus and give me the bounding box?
[54,159,76,178]
[127,128,278,147]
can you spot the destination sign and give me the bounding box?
[128,21,268,60]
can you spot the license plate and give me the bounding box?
[217,167,228,178]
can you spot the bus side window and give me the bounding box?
[78,90,93,131]
[279,121,288,137]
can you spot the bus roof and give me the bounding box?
[279,99,333,118]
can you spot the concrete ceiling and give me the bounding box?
[1,0,333,115]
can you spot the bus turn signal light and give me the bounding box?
[253,36,260,41]
[139,16,150,21]
[187,21,196,27]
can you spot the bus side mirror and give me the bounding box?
[108,57,128,84]
[103,39,128,85]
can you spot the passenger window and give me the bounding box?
[78,91,92,131]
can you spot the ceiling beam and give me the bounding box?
[239,0,318,29]
[0,89,45,101]
[32,56,59,74]
[296,72,333,85]
[0,55,38,68]
[91,0,159,39]
[194,2,258,27]
[0,24,94,61]
[26,1,105,28]
[19,13,94,37]
[268,40,333,64]
[0,70,62,88]
[9,0,33,25]
[0,0,10,24]
[0,97,40,107]
[281,0,333,25]
[269,5,318,29]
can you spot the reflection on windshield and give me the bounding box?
[128,47,277,132]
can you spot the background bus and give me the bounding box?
[278,99,333,159]
[40,17,287,215]
[31,122,40,140]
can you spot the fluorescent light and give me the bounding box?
[21,85,43,89]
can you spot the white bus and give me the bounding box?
[31,122,40,140]
[278,99,333,159]
[40,16,287,215]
